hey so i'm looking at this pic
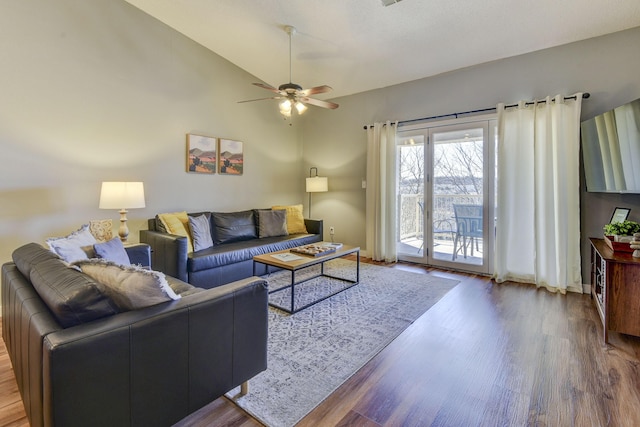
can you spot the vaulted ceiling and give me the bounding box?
[125,0,640,100]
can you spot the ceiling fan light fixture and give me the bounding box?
[295,101,307,114]
[279,99,292,117]
[280,99,292,110]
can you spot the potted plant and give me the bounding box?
[604,220,640,238]
[603,220,640,251]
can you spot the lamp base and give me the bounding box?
[118,209,129,242]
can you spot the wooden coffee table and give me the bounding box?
[253,244,360,314]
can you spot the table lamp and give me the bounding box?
[99,182,146,242]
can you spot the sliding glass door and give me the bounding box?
[396,118,496,274]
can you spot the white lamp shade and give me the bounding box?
[99,182,146,209]
[306,176,328,193]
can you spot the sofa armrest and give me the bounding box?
[41,277,268,427]
[140,229,188,282]
[305,219,323,236]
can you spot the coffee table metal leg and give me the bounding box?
[259,247,360,314]
[253,260,270,277]
[291,270,296,313]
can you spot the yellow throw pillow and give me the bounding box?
[158,211,194,252]
[272,204,308,234]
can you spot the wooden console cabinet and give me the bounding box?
[590,238,640,343]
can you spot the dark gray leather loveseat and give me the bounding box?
[1,242,268,427]
[140,209,323,288]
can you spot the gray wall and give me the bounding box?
[302,26,640,283]
[0,0,303,263]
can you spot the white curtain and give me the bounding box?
[366,121,397,262]
[495,94,583,293]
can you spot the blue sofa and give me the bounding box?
[140,209,323,288]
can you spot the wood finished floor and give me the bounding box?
[2,259,640,427]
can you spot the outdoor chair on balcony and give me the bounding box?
[433,218,455,246]
[452,204,483,260]
[418,201,455,253]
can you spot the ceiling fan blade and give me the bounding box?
[238,96,284,104]
[253,82,282,94]
[299,85,333,96]
[300,97,339,109]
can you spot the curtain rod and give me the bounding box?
[363,92,590,129]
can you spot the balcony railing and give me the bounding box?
[398,193,482,242]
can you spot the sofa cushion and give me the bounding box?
[74,259,181,311]
[187,233,320,272]
[272,204,308,234]
[29,257,120,328]
[211,210,257,244]
[256,209,288,238]
[46,224,97,263]
[94,237,131,266]
[158,211,194,253]
[188,214,214,251]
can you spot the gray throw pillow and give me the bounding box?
[73,259,181,311]
[188,214,214,251]
[256,209,288,238]
[155,215,168,233]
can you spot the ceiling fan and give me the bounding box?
[238,25,339,118]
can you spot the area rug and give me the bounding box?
[225,259,459,427]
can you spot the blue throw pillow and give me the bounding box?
[211,210,257,244]
[94,237,131,266]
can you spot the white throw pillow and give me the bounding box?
[46,224,97,263]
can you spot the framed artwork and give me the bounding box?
[610,207,631,224]
[218,139,244,175]
[186,134,217,174]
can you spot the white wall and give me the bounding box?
[302,26,640,280]
[0,0,304,263]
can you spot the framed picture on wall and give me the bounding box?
[218,139,243,175]
[610,207,631,224]
[186,133,217,174]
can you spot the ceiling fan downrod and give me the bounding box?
[284,25,295,84]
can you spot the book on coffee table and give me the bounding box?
[322,242,343,249]
[290,243,337,257]
[271,252,305,262]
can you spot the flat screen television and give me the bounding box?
[581,97,640,193]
